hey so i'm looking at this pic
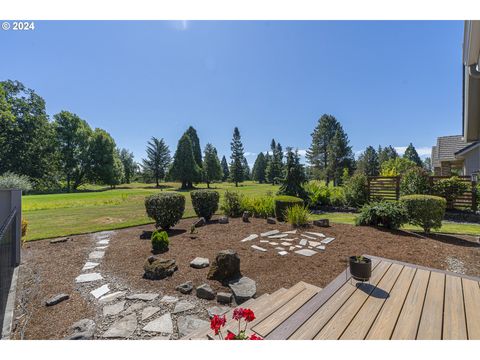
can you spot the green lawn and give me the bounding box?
[23,181,480,241]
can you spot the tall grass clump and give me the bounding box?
[285,204,311,227]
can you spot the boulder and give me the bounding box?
[143,256,178,280]
[228,277,256,304]
[266,217,276,224]
[207,250,241,282]
[196,284,216,300]
[218,216,229,224]
[242,211,251,222]
[217,292,233,304]
[66,319,96,340]
[193,217,206,228]
[176,281,193,294]
[313,219,330,227]
[190,257,210,269]
[45,293,69,306]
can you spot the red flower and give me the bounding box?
[233,307,245,321]
[225,332,236,340]
[249,334,263,340]
[210,314,226,335]
[243,309,256,322]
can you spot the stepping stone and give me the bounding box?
[97,239,109,245]
[309,241,321,247]
[260,230,280,237]
[173,300,196,314]
[260,240,269,243]
[103,301,126,316]
[308,246,313,249]
[196,284,216,300]
[96,246,108,250]
[217,292,233,304]
[268,234,289,239]
[283,230,297,234]
[321,237,335,244]
[176,281,193,294]
[124,302,145,314]
[160,295,178,303]
[295,245,302,248]
[82,262,99,271]
[177,316,210,337]
[289,246,296,251]
[207,306,230,319]
[251,245,267,252]
[299,239,308,246]
[102,313,137,338]
[88,251,105,260]
[228,277,256,304]
[317,245,326,251]
[126,293,159,301]
[91,284,110,298]
[278,251,288,256]
[240,234,259,242]
[281,242,293,247]
[75,273,103,283]
[295,249,318,257]
[99,291,126,303]
[190,257,210,269]
[301,234,316,240]
[305,232,325,237]
[269,242,279,246]
[67,318,95,340]
[45,293,69,306]
[141,306,161,321]
[275,247,285,251]
[143,313,173,334]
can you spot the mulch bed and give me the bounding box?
[12,216,480,339]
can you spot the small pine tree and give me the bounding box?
[229,127,245,187]
[169,133,202,189]
[403,143,423,167]
[266,139,283,185]
[278,147,307,198]
[202,143,223,188]
[142,137,171,187]
[252,152,267,183]
[242,157,251,180]
[221,155,229,182]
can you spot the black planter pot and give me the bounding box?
[349,256,372,282]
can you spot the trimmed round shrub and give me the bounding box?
[274,195,304,221]
[221,190,243,217]
[356,201,408,230]
[145,192,185,230]
[190,189,219,221]
[151,230,169,253]
[400,194,446,233]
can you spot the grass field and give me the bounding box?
[22,181,480,241]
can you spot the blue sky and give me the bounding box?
[0,21,464,165]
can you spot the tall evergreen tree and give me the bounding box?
[403,143,423,167]
[326,128,354,185]
[52,110,92,191]
[185,126,202,169]
[378,145,398,166]
[220,155,229,182]
[142,137,171,187]
[119,148,137,184]
[242,157,251,180]
[278,147,307,198]
[252,152,267,183]
[229,127,245,187]
[169,133,202,189]
[266,139,283,185]
[356,146,380,176]
[423,157,432,173]
[202,143,223,188]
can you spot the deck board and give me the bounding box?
[417,271,445,340]
[443,275,468,340]
[462,278,480,340]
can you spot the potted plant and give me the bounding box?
[349,255,372,282]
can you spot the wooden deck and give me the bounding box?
[186,255,480,340]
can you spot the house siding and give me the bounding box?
[463,146,480,175]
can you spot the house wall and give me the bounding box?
[463,147,480,175]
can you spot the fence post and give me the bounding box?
[367,177,371,203]
[0,190,21,266]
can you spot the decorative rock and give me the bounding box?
[173,300,196,314]
[175,281,193,294]
[102,314,138,338]
[97,239,110,245]
[268,234,289,239]
[218,216,229,224]
[275,247,285,251]
[228,277,256,304]
[313,219,330,227]
[251,245,267,252]
[295,249,317,257]
[260,240,269,243]
[99,291,126,303]
[266,217,276,224]
[103,301,126,316]
[50,237,69,244]
[88,251,105,260]
[82,262,99,271]
[207,250,241,281]
[177,316,210,337]
[321,237,335,244]
[281,242,292,246]
[299,239,308,246]
[141,306,161,321]
[126,293,159,301]
[194,217,206,228]
[160,295,178,303]
[269,242,279,246]
[317,245,326,251]
[46,293,69,306]
[207,306,230,319]
[260,229,280,237]
[217,292,233,304]
[240,234,258,242]
[278,251,288,256]
[289,246,296,251]
[91,284,110,299]
[67,319,95,340]
[308,241,321,247]
[301,234,316,240]
[242,211,251,222]
[96,246,108,250]
[75,273,103,283]
[295,245,302,248]
[143,256,178,280]
[196,283,216,300]
[190,257,210,269]
[305,232,325,237]
[143,313,173,334]
[283,230,297,234]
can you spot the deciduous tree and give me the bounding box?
[119,148,138,184]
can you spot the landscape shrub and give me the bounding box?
[329,187,346,207]
[274,195,304,221]
[151,230,169,253]
[400,195,446,233]
[380,158,418,176]
[221,190,244,217]
[432,176,468,209]
[145,192,185,230]
[304,181,330,207]
[21,218,28,238]
[285,204,311,227]
[356,201,408,230]
[0,172,33,193]
[241,195,275,218]
[343,173,368,208]
[190,189,220,220]
[400,167,430,196]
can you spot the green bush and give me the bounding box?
[151,230,169,253]
[190,189,219,220]
[400,167,430,196]
[241,195,275,218]
[330,187,346,207]
[274,195,304,221]
[400,195,446,233]
[145,192,185,230]
[432,176,468,209]
[356,201,408,230]
[304,181,330,207]
[285,204,311,227]
[343,173,368,208]
[221,190,244,217]
[0,172,33,193]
